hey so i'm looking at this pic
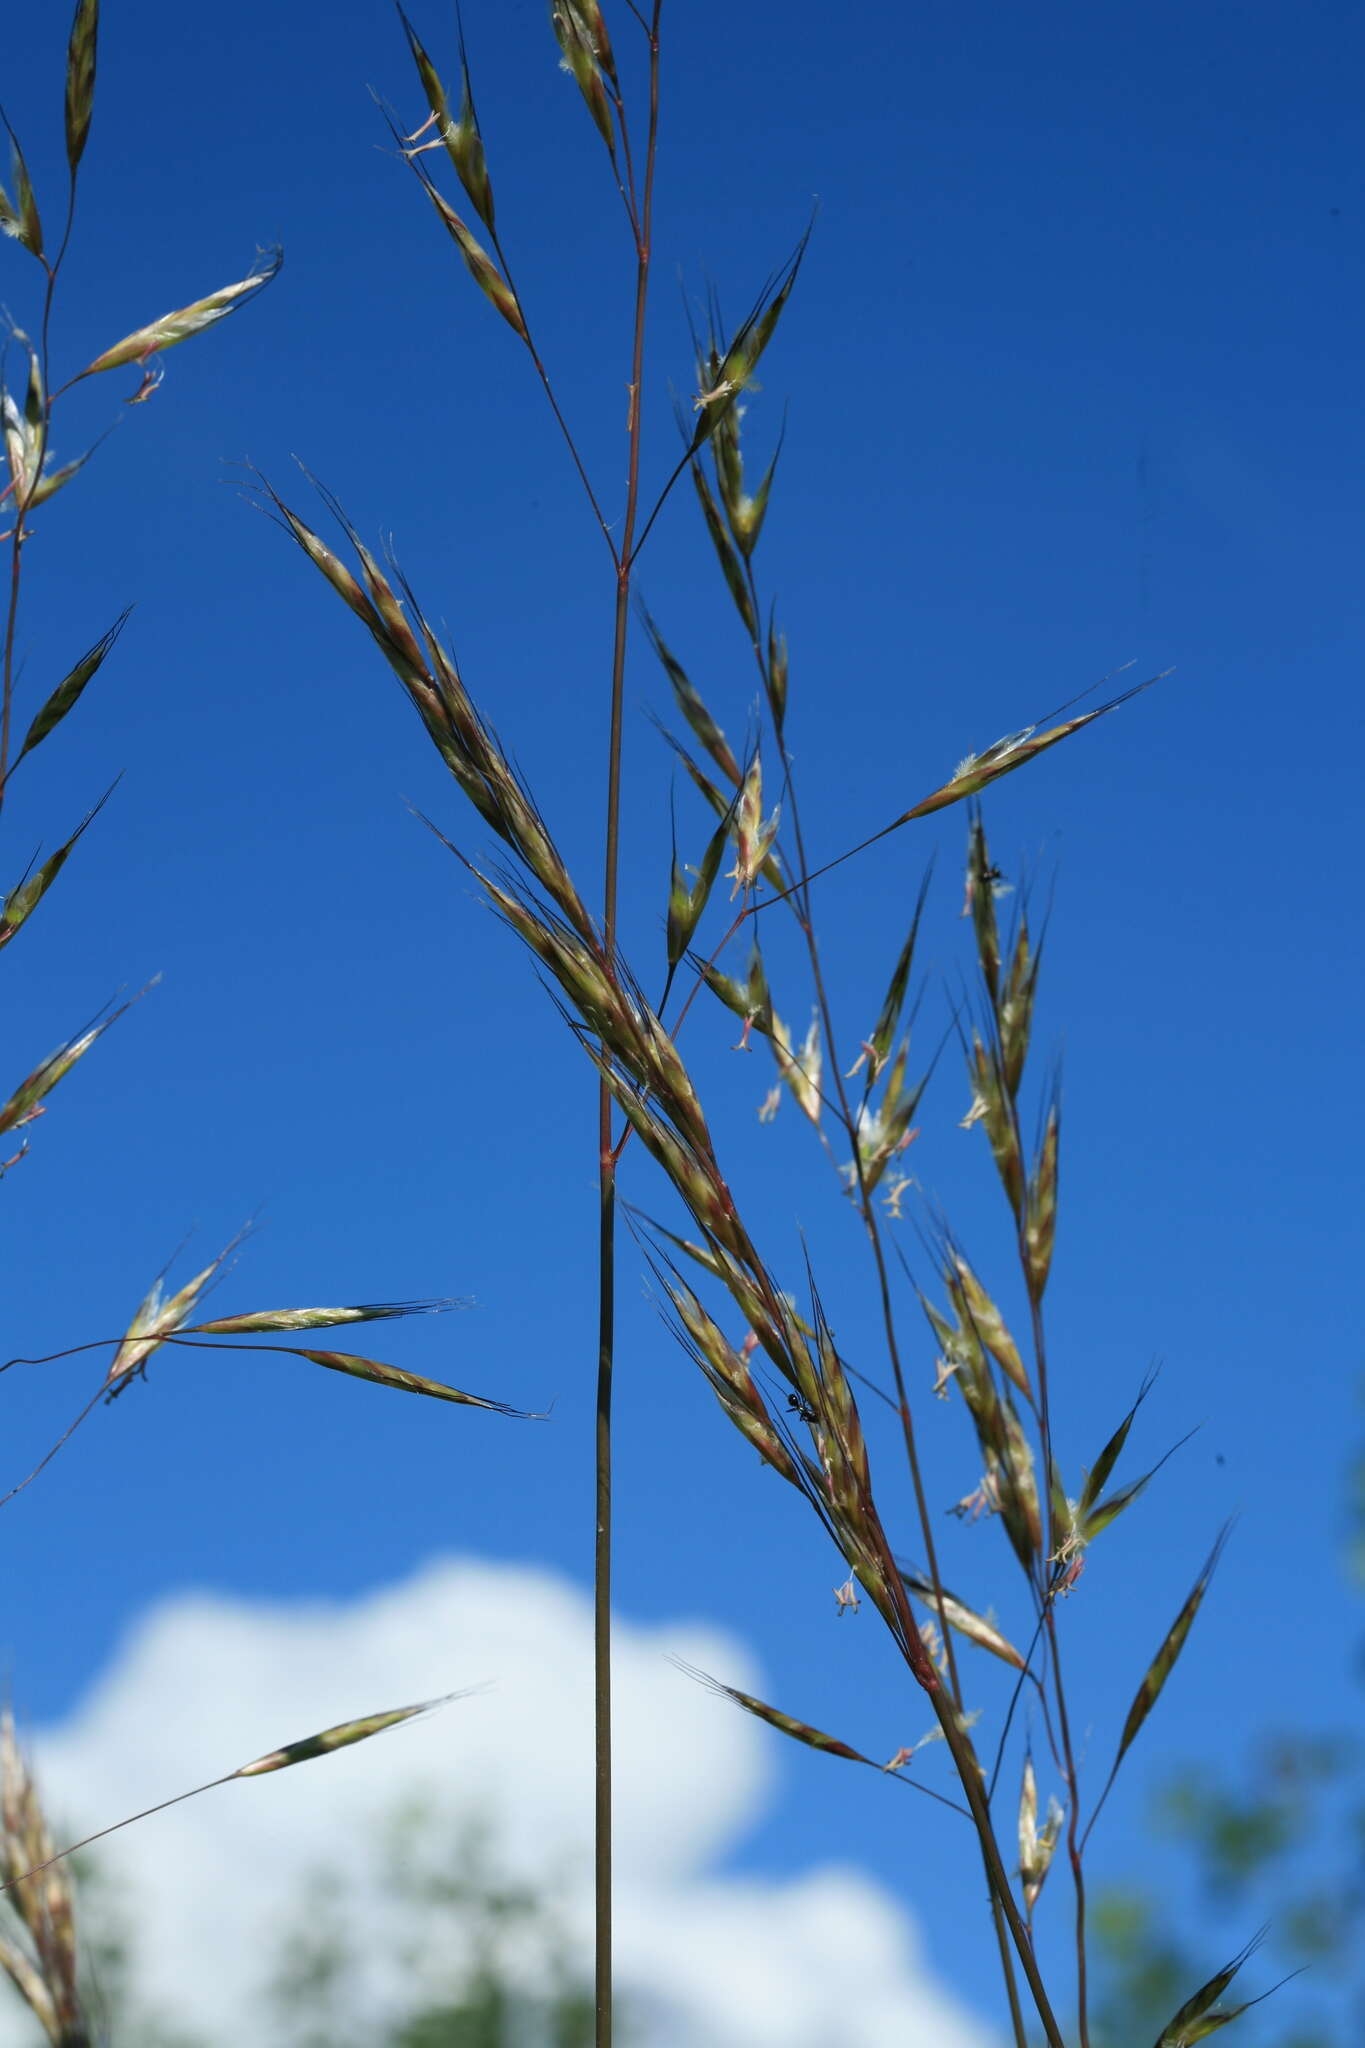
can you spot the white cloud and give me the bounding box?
[6,1558,997,2047]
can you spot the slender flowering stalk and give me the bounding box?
[592,19,665,2039]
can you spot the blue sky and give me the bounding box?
[4,0,1362,2038]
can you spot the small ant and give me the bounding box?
[785,1390,818,1426]
[104,1362,148,1404]
[962,860,1011,919]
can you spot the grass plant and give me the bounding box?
[1,6,1280,2047]
[262,10,1260,2047]
[0,9,501,2037]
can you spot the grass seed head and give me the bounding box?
[64,0,100,173]
[185,1299,459,1337]
[712,404,743,520]
[449,55,495,229]
[724,753,777,897]
[967,1034,1025,1222]
[727,438,782,561]
[999,912,1039,1098]
[25,437,100,511]
[950,1251,1030,1399]
[76,246,282,392]
[420,182,527,339]
[1000,1399,1043,1561]
[689,228,810,456]
[672,1661,872,1767]
[770,1011,822,1125]
[1017,1753,1064,1915]
[766,613,788,730]
[549,2,616,157]
[663,730,787,891]
[813,1316,870,1503]
[900,1567,1026,1670]
[1078,1374,1157,1522]
[398,9,456,147]
[1,335,44,499]
[0,798,106,953]
[966,816,1001,1001]
[235,1692,465,1777]
[14,612,130,770]
[1048,1458,1079,1567]
[296,1343,536,1409]
[399,8,496,230]
[1113,1528,1231,1773]
[0,1004,124,1138]
[106,1242,234,1387]
[708,394,783,563]
[697,959,751,1025]
[691,461,758,637]
[663,1278,801,1488]
[898,675,1162,829]
[0,121,43,262]
[642,608,741,786]
[863,865,932,1084]
[348,537,429,677]
[571,0,617,83]
[852,1041,926,1193]
[269,496,381,629]
[0,1937,57,2041]
[666,812,738,992]
[1150,1934,1266,2047]
[1025,1102,1060,1300]
[0,1712,86,2045]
